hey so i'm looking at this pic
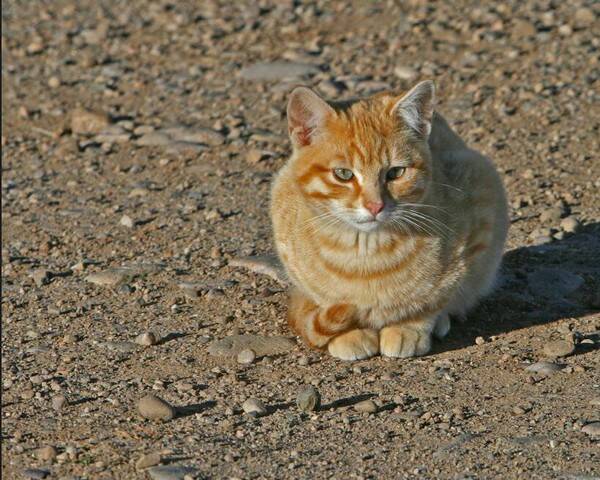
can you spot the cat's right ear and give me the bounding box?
[287,87,335,148]
[392,80,435,139]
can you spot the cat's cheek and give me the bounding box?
[388,172,428,201]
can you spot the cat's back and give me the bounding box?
[428,112,509,303]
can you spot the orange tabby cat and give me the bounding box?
[270,80,508,360]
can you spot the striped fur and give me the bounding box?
[271,81,509,360]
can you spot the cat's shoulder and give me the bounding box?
[429,112,499,185]
[428,112,467,153]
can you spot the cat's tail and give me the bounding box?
[288,288,358,349]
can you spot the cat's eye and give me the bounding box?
[386,167,406,181]
[333,168,354,181]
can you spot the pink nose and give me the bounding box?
[365,201,384,216]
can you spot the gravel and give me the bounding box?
[208,334,295,357]
[2,1,599,478]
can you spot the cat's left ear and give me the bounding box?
[392,80,435,139]
[287,87,336,148]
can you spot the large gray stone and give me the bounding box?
[228,255,287,285]
[162,126,224,146]
[239,61,319,81]
[524,361,566,376]
[148,465,197,480]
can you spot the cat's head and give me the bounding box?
[287,80,435,232]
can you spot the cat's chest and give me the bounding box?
[316,230,421,266]
[285,229,440,306]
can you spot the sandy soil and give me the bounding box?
[2,1,599,479]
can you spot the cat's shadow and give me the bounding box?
[434,221,600,355]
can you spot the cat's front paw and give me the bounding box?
[327,328,379,361]
[433,313,451,339]
[379,324,431,358]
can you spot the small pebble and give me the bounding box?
[393,66,418,81]
[532,235,553,246]
[65,446,77,459]
[120,215,134,228]
[236,348,256,364]
[581,422,600,437]
[540,207,564,223]
[31,269,51,287]
[475,336,485,345]
[118,284,134,294]
[138,394,175,422]
[246,149,264,164]
[558,24,572,36]
[136,452,162,470]
[521,169,534,179]
[242,398,267,417]
[298,356,309,366]
[354,400,377,414]
[560,216,580,233]
[26,41,45,54]
[71,108,110,135]
[37,446,57,461]
[47,76,60,88]
[296,386,321,412]
[574,7,595,28]
[135,332,158,346]
[21,389,35,400]
[51,394,67,411]
[543,340,575,358]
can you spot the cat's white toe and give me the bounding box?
[328,329,379,361]
[433,313,451,339]
[380,324,431,358]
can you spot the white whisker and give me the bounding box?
[432,181,466,195]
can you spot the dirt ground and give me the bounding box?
[2,1,599,479]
